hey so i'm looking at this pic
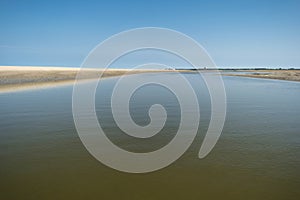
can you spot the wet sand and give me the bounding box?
[0,66,173,93]
[223,70,300,82]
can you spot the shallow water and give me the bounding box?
[0,73,300,200]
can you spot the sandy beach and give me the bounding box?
[0,66,172,93]
[223,70,300,82]
[1,66,299,93]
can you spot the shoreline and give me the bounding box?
[0,66,176,93]
[1,66,299,93]
[221,70,300,82]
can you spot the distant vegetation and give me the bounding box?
[176,67,299,71]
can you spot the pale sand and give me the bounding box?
[2,67,298,93]
[223,70,300,82]
[0,66,173,93]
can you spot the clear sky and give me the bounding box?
[0,0,299,68]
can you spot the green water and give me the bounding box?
[0,73,299,200]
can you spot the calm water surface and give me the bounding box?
[0,73,299,200]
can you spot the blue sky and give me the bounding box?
[0,0,299,68]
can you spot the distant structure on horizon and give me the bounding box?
[165,67,175,70]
